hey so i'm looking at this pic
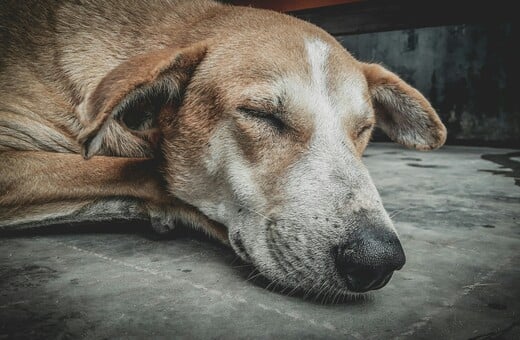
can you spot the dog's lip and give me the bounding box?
[235,238,374,299]
[230,233,252,262]
[232,226,385,297]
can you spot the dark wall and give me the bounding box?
[337,23,519,147]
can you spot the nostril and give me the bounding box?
[372,271,394,290]
[334,257,395,292]
[349,267,393,292]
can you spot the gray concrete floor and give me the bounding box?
[1,143,519,339]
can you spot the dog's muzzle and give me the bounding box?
[333,227,406,292]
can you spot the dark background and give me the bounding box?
[339,23,519,147]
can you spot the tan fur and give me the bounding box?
[0,152,165,206]
[0,0,446,247]
[0,150,227,241]
[79,42,209,158]
[362,63,447,150]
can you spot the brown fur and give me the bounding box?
[79,43,208,158]
[0,150,228,241]
[0,0,446,244]
[362,63,447,150]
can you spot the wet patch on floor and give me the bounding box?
[401,157,422,161]
[480,152,520,186]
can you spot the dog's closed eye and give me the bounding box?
[238,107,287,131]
[356,123,374,138]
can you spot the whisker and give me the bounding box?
[232,263,255,269]
[245,268,261,282]
[326,286,337,305]
[246,273,263,283]
[221,199,273,222]
[333,289,343,304]
[312,282,325,302]
[264,277,280,291]
[230,255,247,267]
[320,284,331,304]
[286,276,306,296]
[303,279,322,300]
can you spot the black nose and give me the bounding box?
[334,227,406,292]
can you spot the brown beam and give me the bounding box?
[227,0,362,12]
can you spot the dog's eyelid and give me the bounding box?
[237,104,285,119]
[238,94,286,113]
[238,106,271,117]
[357,121,374,137]
[237,106,287,131]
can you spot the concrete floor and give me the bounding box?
[1,143,519,339]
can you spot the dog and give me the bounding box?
[0,0,446,296]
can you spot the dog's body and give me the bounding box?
[1,0,446,296]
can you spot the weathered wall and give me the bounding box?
[337,23,519,147]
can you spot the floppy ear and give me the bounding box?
[362,63,447,150]
[78,43,207,159]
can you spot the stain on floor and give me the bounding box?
[480,152,520,186]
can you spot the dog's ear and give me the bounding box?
[78,43,207,159]
[362,63,447,150]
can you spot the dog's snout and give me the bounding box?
[334,227,405,292]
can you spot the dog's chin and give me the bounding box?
[229,236,372,303]
[251,259,372,303]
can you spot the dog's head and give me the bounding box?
[79,7,446,296]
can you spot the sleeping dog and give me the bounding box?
[0,0,446,295]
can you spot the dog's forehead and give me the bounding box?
[198,21,374,143]
[300,38,368,118]
[234,38,369,125]
[218,34,368,116]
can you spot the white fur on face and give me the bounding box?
[280,39,381,208]
[191,38,398,294]
[308,40,371,141]
[252,39,397,289]
[195,123,266,226]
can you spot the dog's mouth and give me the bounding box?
[228,227,401,302]
[229,231,252,263]
[228,217,405,301]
